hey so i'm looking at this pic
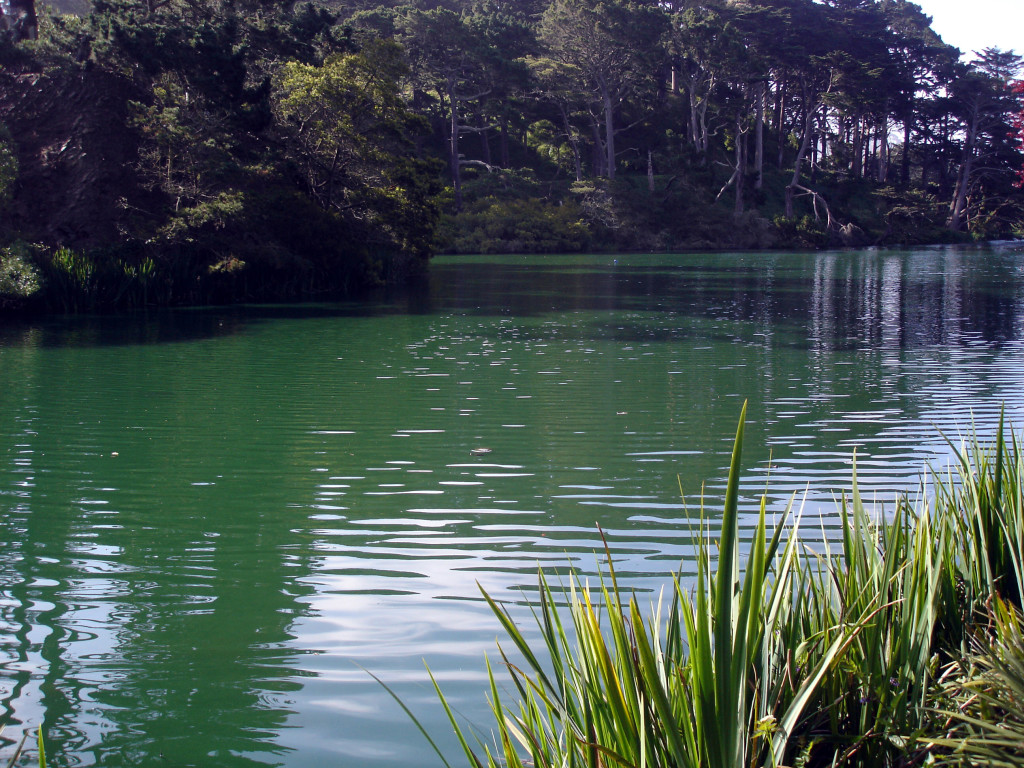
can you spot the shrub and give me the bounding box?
[0,242,41,309]
[773,214,829,248]
[447,197,589,254]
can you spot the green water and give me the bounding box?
[2,247,1024,766]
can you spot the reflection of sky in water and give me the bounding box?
[2,246,1024,766]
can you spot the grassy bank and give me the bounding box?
[414,404,1024,768]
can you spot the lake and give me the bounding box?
[2,245,1023,767]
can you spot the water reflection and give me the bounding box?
[0,245,1023,767]
[0,341,319,767]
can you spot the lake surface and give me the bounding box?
[2,246,1024,767]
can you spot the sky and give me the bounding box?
[914,0,1024,59]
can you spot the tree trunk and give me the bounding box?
[559,104,583,182]
[647,149,655,193]
[785,103,817,219]
[876,116,888,183]
[754,80,764,190]
[689,85,700,149]
[597,77,616,180]
[810,126,818,184]
[901,114,912,187]
[499,112,509,169]
[863,123,873,178]
[446,83,462,212]
[603,88,616,179]
[688,71,712,158]
[776,81,787,171]
[948,156,972,231]
[591,119,605,177]
[478,114,492,168]
[948,101,979,231]
[851,114,863,178]
[8,0,37,41]
[734,111,745,215]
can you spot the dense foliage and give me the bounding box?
[0,0,1023,309]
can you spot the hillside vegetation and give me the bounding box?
[1,0,1022,310]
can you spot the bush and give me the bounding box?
[872,186,951,245]
[935,598,1024,767]
[0,242,41,309]
[773,213,829,248]
[446,197,590,254]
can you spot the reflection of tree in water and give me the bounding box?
[0,336,69,760]
[0,247,1022,767]
[426,248,1022,350]
[0,334,319,768]
[0,312,253,352]
[805,249,1021,350]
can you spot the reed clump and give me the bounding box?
[414,405,1024,768]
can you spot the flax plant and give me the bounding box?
[799,471,949,766]
[422,404,851,768]
[405,410,1024,768]
[0,726,44,768]
[934,597,1024,767]
[938,414,1024,613]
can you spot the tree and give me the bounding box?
[669,5,742,162]
[1012,80,1024,187]
[880,0,957,187]
[947,48,1023,231]
[398,8,498,211]
[0,122,15,240]
[274,38,439,257]
[767,0,842,220]
[525,56,588,181]
[539,0,666,179]
[0,124,16,207]
[464,0,538,169]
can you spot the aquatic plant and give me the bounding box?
[410,408,1024,768]
[413,405,848,768]
[932,597,1024,767]
[940,415,1024,612]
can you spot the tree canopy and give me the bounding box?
[0,0,1022,309]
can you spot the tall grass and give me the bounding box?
[933,596,1024,767]
[940,414,1024,610]
[412,407,1024,768]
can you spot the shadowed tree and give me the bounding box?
[947,48,1023,231]
[0,124,15,206]
[398,8,498,211]
[1012,80,1024,187]
[539,0,666,179]
[880,0,957,187]
[274,38,440,257]
[525,56,588,180]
